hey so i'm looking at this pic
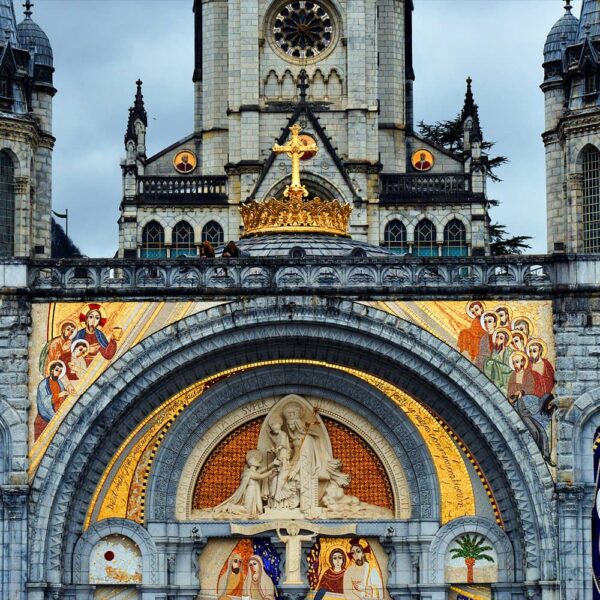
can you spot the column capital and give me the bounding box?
[0,484,28,519]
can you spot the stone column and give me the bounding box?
[12,176,30,258]
[0,485,28,600]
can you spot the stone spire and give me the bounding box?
[0,0,18,46]
[124,79,148,147]
[461,77,482,143]
[578,0,600,41]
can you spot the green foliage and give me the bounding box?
[489,223,532,256]
[449,534,495,563]
[51,219,82,258]
[417,113,508,182]
[418,114,531,255]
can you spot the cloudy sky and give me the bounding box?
[28,0,573,256]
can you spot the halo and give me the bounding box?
[511,316,534,337]
[465,300,486,319]
[510,351,529,370]
[493,327,512,345]
[526,337,548,358]
[59,319,77,335]
[47,359,67,379]
[282,401,304,419]
[480,311,498,330]
[71,338,90,354]
[79,303,107,328]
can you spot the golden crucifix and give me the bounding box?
[272,124,318,197]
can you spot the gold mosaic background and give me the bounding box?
[193,416,394,511]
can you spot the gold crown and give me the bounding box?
[240,125,352,238]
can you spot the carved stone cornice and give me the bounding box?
[555,482,585,506]
[38,134,56,150]
[0,118,41,146]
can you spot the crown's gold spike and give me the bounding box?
[272,124,318,197]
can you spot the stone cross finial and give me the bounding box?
[23,1,33,18]
[272,124,318,192]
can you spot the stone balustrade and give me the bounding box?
[129,175,228,205]
[379,173,474,202]
[0,254,597,299]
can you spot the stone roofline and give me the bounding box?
[0,255,598,300]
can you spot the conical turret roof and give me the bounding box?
[0,0,18,46]
[544,3,579,64]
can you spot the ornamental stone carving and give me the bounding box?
[194,395,393,521]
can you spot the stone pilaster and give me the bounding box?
[0,486,28,600]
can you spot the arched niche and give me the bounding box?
[172,392,413,521]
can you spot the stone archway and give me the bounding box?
[27,297,556,591]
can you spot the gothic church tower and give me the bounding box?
[0,0,54,258]
[543,0,600,253]
[119,0,491,258]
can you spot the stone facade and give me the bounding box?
[0,1,600,599]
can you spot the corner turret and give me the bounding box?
[542,0,600,253]
[0,0,54,258]
[119,79,148,258]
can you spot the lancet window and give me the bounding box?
[583,146,600,253]
[202,221,224,246]
[0,151,14,257]
[172,221,195,257]
[141,220,166,258]
[442,219,468,257]
[414,219,437,257]
[383,220,408,255]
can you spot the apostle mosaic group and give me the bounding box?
[457,301,556,461]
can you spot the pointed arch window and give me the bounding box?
[0,151,15,257]
[442,219,468,257]
[414,219,437,256]
[201,221,224,246]
[585,68,598,96]
[141,220,166,258]
[172,221,195,257]
[583,146,600,253]
[383,219,407,255]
